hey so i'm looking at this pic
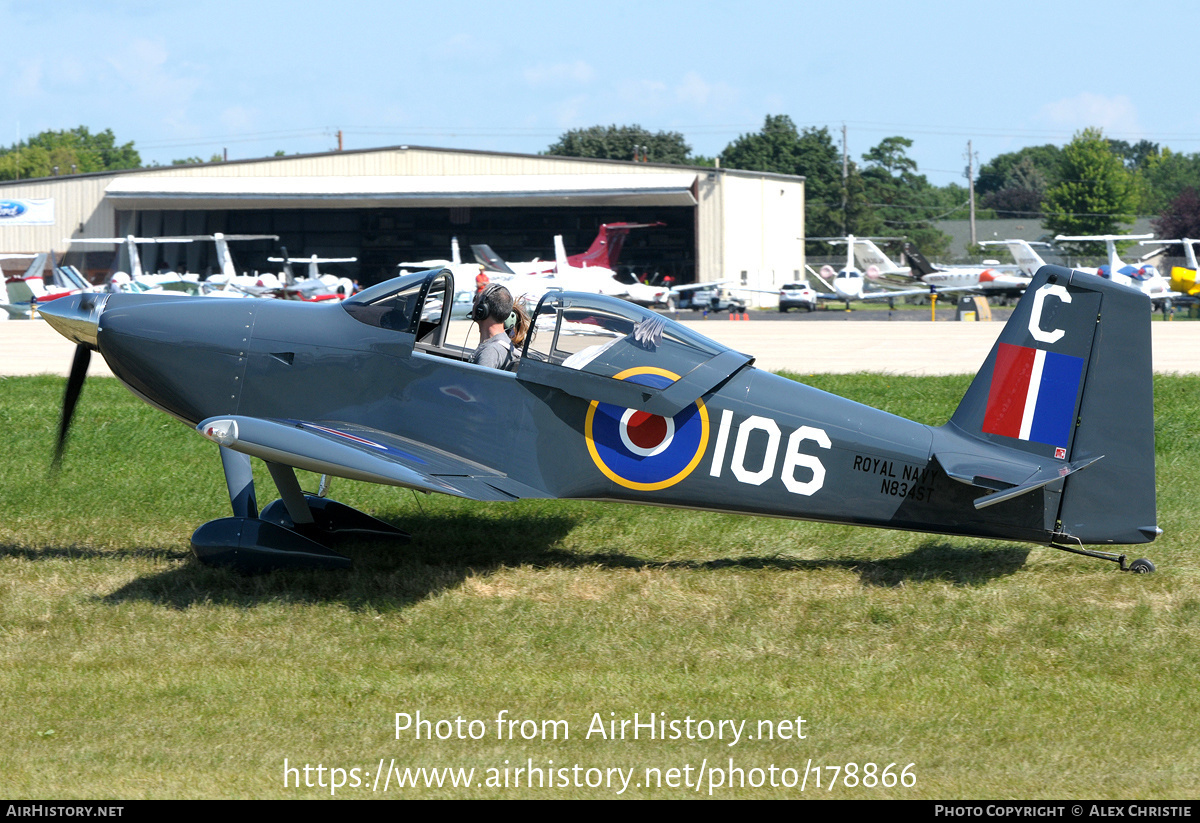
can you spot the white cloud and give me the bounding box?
[104,38,203,105]
[524,60,595,87]
[1037,93,1142,137]
[674,71,736,108]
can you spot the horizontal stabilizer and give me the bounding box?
[972,456,1102,510]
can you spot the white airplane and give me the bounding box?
[840,236,910,279]
[977,239,1056,277]
[65,235,200,295]
[268,248,357,301]
[156,233,281,297]
[1,252,97,319]
[1055,234,1179,309]
[807,235,966,309]
[903,242,1031,300]
[1138,238,1200,299]
[473,227,670,308]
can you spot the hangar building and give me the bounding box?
[0,145,805,300]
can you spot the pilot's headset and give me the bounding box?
[472,283,516,330]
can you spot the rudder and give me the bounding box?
[946,265,1157,546]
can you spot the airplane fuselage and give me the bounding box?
[89,292,1055,545]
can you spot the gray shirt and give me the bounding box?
[470,333,515,370]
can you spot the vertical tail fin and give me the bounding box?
[901,242,937,276]
[946,265,1156,545]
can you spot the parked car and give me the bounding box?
[778,281,818,312]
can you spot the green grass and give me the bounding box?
[0,374,1197,799]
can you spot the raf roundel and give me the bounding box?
[584,367,709,491]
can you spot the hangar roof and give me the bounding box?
[103,173,700,209]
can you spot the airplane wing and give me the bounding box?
[668,279,732,294]
[804,265,836,293]
[198,416,552,502]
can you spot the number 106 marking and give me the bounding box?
[708,410,830,496]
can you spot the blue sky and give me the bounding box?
[3,0,1197,186]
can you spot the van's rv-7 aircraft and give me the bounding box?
[43,262,1159,575]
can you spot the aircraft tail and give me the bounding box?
[942,265,1156,545]
[471,244,516,275]
[901,242,938,276]
[566,222,662,269]
[852,239,905,274]
[553,235,569,271]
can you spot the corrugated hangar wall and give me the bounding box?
[0,146,805,293]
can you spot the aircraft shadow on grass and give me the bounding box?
[41,511,1035,611]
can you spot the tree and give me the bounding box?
[975,144,1062,197]
[720,116,844,236]
[858,136,951,257]
[1152,186,1200,244]
[982,155,1050,217]
[545,124,692,164]
[1042,128,1137,245]
[0,126,140,180]
[1138,148,1200,215]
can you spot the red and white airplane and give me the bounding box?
[1,253,98,319]
[901,242,1031,300]
[471,222,670,307]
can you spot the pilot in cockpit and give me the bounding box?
[470,283,530,370]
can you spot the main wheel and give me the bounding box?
[1128,558,1156,574]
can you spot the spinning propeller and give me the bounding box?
[39,292,108,468]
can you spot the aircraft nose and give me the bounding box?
[38,292,109,348]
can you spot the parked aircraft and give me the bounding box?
[1,253,97,319]
[1055,234,1179,310]
[808,236,963,309]
[473,222,664,277]
[475,229,668,308]
[1139,238,1200,298]
[977,240,1055,277]
[904,242,1031,300]
[66,235,200,295]
[268,249,357,301]
[42,263,1159,575]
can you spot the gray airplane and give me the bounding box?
[41,264,1159,574]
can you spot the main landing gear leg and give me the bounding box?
[191,451,407,573]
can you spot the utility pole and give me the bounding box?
[966,140,978,247]
[841,123,849,234]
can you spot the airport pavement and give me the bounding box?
[3,314,1198,378]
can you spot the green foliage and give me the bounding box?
[720,116,845,236]
[1042,128,1137,243]
[981,155,1051,217]
[0,126,140,180]
[858,136,952,257]
[1151,186,1200,241]
[170,153,224,166]
[975,144,1063,195]
[546,124,693,164]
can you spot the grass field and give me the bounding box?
[1,373,1197,799]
